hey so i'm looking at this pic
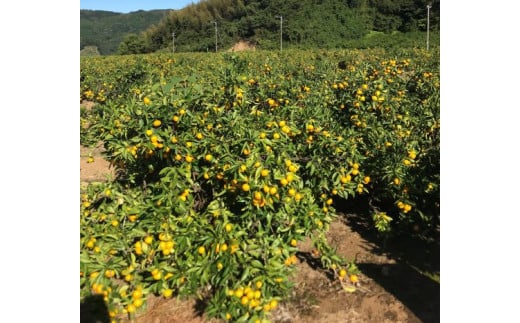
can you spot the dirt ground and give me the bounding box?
[228,40,256,52]
[80,102,439,323]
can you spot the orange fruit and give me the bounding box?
[163,289,173,298]
[126,304,136,313]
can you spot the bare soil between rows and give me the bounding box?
[80,103,439,323]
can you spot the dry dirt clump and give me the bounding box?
[81,100,96,111]
[80,143,115,186]
[228,40,256,52]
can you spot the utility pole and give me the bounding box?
[426,4,431,51]
[213,21,218,52]
[172,32,175,54]
[275,15,283,52]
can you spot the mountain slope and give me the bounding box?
[118,0,439,54]
[80,9,170,55]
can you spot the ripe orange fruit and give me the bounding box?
[133,298,144,308]
[104,269,115,278]
[340,175,351,183]
[132,289,143,300]
[221,243,228,252]
[163,288,173,298]
[235,288,244,298]
[86,239,95,249]
[126,304,136,313]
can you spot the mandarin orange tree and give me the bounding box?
[81,48,439,322]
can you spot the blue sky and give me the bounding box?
[80,0,200,13]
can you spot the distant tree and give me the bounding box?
[118,34,148,54]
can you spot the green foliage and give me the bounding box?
[118,34,149,55]
[346,31,440,50]
[80,48,439,321]
[368,0,440,33]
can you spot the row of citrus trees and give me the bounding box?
[80,48,439,322]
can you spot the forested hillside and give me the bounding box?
[80,9,170,55]
[81,0,440,55]
[119,0,439,54]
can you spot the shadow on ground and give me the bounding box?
[81,294,110,323]
[356,262,439,322]
[337,195,440,323]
